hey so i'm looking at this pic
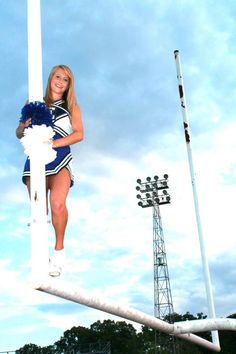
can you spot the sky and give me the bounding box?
[1,0,236,351]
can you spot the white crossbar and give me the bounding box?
[173,318,236,334]
[37,278,223,352]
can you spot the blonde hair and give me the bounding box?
[44,64,77,114]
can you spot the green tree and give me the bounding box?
[137,326,156,353]
[16,343,54,354]
[90,319,141,354]
[16,312,236,353]
[219,313,236,354]
[54,325,93,353]
[16,343,42,354]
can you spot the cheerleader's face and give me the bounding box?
[51,68,69,99]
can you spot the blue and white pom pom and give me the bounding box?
[20,101,53,127]
[20,101,56,164]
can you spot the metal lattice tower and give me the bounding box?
[153,201,174,320]
[136,175,177,353]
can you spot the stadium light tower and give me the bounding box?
[136,174,177,353]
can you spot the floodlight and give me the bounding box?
[135,173,170,208]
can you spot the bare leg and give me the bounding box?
[48,168,71,251]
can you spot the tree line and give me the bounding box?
[16,312,236,354]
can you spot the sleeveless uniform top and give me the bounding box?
[22,99,74,187]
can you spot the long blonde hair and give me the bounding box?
[44,64,77,114]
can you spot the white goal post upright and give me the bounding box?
[27,0,43,102]
[27,0,49,281]
[174,50,219,346]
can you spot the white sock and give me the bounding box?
[53,249,65,265]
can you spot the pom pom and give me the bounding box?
[20,101,53,127]
[21,125,57,164]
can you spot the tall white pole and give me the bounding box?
[27,0,43,102]
[27,0,49,282]
[174,50,219,346]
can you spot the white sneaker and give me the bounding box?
[49,258,62,277]
[49,249,65,277]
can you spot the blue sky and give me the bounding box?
[1,0,236,351]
